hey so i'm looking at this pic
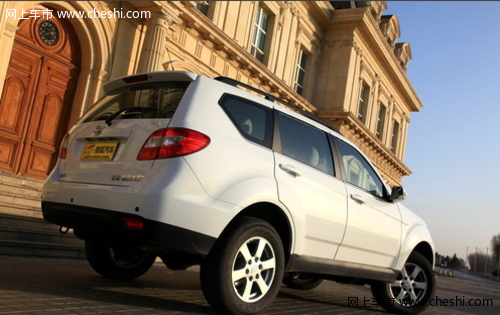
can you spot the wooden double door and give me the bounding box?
[0,9,80,179]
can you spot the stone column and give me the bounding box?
[0,20,18,96]
[137,8,170,73]
[400,115,410,161]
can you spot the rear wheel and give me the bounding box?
[371,252,435,314]
[85,240,157,280]
[200,217,285,315]
[283,273,323,290]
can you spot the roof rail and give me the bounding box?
[214,76,340,134]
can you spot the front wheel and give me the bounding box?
[85,240,157,280]
[371,252,435,314]
[200,217,285,315]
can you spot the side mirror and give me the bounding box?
[390,186,407,203]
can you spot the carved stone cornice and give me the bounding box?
[317,111,411,185]
[140,5,181,25]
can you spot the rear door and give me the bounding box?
[59,81,190,186]
[333,139,402,268]
[273,112,347,259]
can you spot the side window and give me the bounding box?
[294,49,308,95]
[219,94,273,148]
[251,6,270,63]
[358,82,370,124]
[196,1,210,16]
[278,113,334,175]
[336,140,385,198]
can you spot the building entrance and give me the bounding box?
[0,8,80,179]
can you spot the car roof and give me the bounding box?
[103,71,341,137]
[214,76,341,136]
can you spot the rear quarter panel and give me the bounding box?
[168,77,292,233]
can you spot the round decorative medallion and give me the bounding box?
[38,20,59,46]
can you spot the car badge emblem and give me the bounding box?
[94,126,104,136]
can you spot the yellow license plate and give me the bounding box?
[81,142,119,161]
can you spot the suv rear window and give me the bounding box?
[219,94,273,148]
[80,82,189,123]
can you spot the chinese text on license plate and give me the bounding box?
[81,142,119,161]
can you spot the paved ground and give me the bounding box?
[0,256,499,314]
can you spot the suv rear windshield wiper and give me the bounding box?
[105,107,157,126]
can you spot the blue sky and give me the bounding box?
[385,1,500,260]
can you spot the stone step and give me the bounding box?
[0,221,83,246]
[0,171,85,258]
[0,171,44,190]
[0,180,43,198]
[0,239,85,259]
[0,200,42,218]
[0,212,53,231]
[0,213,85,258]
[0,171,44,211]
[0,191,42,210]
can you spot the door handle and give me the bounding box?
[279,164,301,178]
[350,194,365,204]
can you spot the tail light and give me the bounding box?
[59,133,70,159]
[137,128,210,160]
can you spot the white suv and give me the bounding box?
[42,71,435,315]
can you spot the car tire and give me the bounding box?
[200,217,285,315]
[282,273,323,290]
[371,252,435,314]
[85,240,157,280]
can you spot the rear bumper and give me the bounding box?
[42,201,216,256]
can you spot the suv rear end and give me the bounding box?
[43,71,275,257]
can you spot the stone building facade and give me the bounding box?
[0,1,422,223]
